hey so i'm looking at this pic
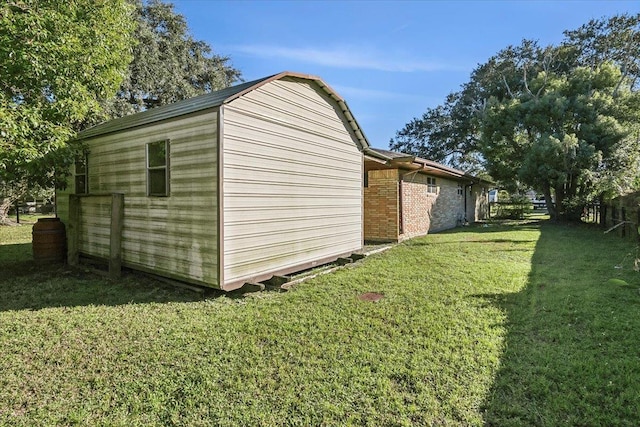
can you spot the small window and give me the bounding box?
[74,154,88,194]
[147,140,169,196]
[427,177,437,194]
[363,171,369,188]
[457,184,464,196]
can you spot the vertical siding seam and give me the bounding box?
[360,153,364,245]
[218,106,225,288]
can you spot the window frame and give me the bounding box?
[74,153,88,195]
[426,176,437,194]
[146,139,170,197]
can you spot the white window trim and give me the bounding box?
[146,139,170,197]
[427,176,437,194]
[74,153,88,195]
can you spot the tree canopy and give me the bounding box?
[105,0,241,118]
[0,0,241,224]
[480,59,640,220]
[0,0,136,222]
[390,13,640,221]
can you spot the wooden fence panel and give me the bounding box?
[67,193,125,276]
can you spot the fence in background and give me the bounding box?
[596,192,640,242]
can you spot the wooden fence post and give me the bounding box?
[68,195,80,266]
[109,193,124,279]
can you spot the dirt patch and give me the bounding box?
[358,292,384,302]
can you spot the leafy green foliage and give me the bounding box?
[390,91,483,172]
[480,60,640,220]
[492,194,532,219]
[391,14,640,221]
[0,0,136,220]
[104,0,241,118]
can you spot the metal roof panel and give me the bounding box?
[76,72,371,152]
[78,76,274,140]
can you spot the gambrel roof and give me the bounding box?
[79,71,370,150]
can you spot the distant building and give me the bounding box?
[363,148,493,242]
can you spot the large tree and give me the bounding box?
[390,90,483,172]
[105,0,241,118]
[480,59,640,220]
[391,13,640,221]
[0,0,136,223]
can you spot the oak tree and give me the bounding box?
[391,13,640,221]
[0,0,135,223]
[105,0,241,118]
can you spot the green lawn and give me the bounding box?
[0,218,638,426]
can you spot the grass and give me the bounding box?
[0,217,638,426]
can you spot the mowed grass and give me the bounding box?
[0,218,638,426]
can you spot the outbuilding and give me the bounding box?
[364,148,491,242]
[57,72,369,291]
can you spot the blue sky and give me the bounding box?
[172,0,640,149]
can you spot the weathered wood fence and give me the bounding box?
[595,191,640,241]
[68,193,124,279]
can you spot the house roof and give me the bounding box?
[365,148,493,185]
[78,71,370,150]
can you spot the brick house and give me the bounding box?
[364,148,492,242]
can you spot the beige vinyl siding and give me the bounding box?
[78,195,112,257]
[222,77,363,285]
[59,110,220,287]
[56,182,72,232]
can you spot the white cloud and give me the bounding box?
[228,44,463,73]
[332,84,425,102]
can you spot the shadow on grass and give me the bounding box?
[480,221,640,425]
[406,238,538,247]
[0,243,214,312]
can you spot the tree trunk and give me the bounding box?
[553,184,584,222]
[0,197,16,225]
[543,184,557,221]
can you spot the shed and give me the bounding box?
[57,72,369,291]
[364,148,491,242]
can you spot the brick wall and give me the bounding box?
[364,169,400,242]
[364,168,474,242]
[400,174,435,239]
[427,177,465,233]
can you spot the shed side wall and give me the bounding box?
[222,77,363,285]
[57,110,220,287]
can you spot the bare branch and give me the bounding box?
[604,220,635,234]
[535,55,551,98]
[501,75,515,98]
[523,65,534,97]
[612,65,631,96]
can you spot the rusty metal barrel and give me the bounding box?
[32,218,66,263]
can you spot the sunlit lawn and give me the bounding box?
[1,216,638,426]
